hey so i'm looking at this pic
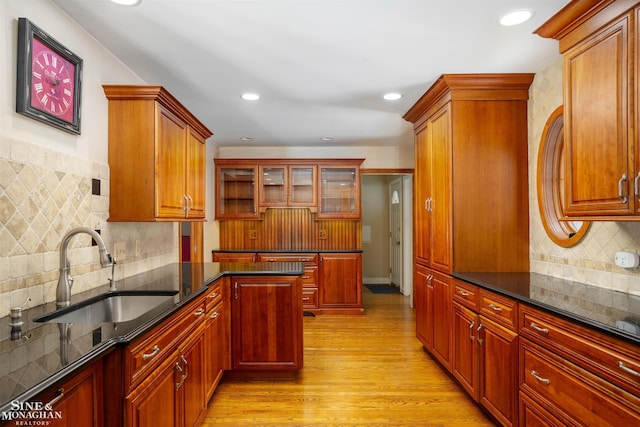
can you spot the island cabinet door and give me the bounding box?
[231,275,303,370]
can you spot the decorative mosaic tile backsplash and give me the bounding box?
[0,136,177,318]
[528,61,640,295]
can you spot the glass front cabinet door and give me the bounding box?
[259,165,317,211]
[215,165,258,219]
[318,165,361,219]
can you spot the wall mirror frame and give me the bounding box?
[537,105,590,247]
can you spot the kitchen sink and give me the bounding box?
[35,290,179,324]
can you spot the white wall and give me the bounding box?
[0,0,178,318]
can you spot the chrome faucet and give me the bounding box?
[57,227,113,308]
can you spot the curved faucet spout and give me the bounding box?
[57,227,113,308]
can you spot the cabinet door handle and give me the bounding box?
[469,321,475,342]
[142,345,160,361]
[181,355,189,382]
[187,195,193,212]
[234,282,239,300]
[194,308,205,316]
[183,195,188,213]
[476,324,484,345]
[529,322,549,334]
[618,174,628,204]
[175,362,184,390]
[45,388,65,408]
[635,172,640,201]
[488,303,503,312]
[530,370,551,385]
[618,361,640,377]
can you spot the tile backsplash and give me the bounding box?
[528,61,640,295]
[0,136,178,318]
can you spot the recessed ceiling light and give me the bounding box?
[241,93,260,101]
[499,10,533,26]
[241,137,254,141]
[320,137,334,141]
[109,0,141,5]
[383,92,403,101]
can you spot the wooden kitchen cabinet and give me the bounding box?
[204,282,226,401]
[231,275,303,371]
[212,252,256,262]
[519,303,640,426]
[215,163,258,219]
[259,165,317,211]
[11,359,104,427]
[416,266,454,364]
[404,74,532,274]
[124,296,208,427]
[257,253,319,311]
[318,252,363,314]
[535,0,640,219]
[318,164,361,219]
[103,85,212,222]
[452,301,480,401]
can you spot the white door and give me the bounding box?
[389,178,403,289]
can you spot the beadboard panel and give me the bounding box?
[219,208,361,251]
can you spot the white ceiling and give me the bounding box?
[50,0,568,148]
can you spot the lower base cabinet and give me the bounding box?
[125,323,206,427]
[12,359,104,427]
[231,275,303,371]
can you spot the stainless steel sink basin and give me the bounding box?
[35,290,178,324]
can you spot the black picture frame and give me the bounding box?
[16,17,83,134]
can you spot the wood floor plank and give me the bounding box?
[202,289,496,426]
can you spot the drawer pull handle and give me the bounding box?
[529,322,549,334]
[302,275,310,279]
[531,370,551,385]
[210,311,219,319]
[46,388,65,408]
[469,321,475,341]
[299,258,311,262]
[618,361,640,377]
[142,345,160,361]
[194,308,205,316]
[488,303,503,312]
[209,292,219,298]
[458,290,469,297]
[302,297,310,301]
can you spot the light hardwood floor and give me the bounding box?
[203,288,496,426]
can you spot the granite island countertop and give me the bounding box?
[452,272,640,346]
[0,261,303,413]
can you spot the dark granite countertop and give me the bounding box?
[452,272,640,346]
[0,262,303,413]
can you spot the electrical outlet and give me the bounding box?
[114,242,126,262]
[249,230,257,240]
[135,240,141,256]
[319,230,327,239]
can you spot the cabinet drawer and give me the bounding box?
[452,279,479,310]
[520,304,640,397]
[479,289,517,330]
[125,298,206,390]
[212,252,256,262]
[302,287,318,309]
[205,282,222,311]
[300,266,317,287]
[257,253,318,264]
[520,339,640,427]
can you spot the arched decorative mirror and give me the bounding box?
[537,105,590,247]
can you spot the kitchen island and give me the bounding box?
[0,262,304,425]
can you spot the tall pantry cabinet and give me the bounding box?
[404,74,532,426]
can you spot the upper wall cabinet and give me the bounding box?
[214,159,363,220]
[404,74,533,273]
[103,86,213,222]
[536,0,640,220]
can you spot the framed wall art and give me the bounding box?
[16,17,83,134]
